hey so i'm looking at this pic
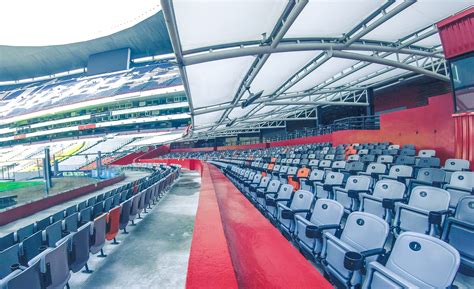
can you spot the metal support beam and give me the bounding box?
[265,101,369,106]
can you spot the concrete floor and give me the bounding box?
[0,171,148,235]
[68,170,201,289]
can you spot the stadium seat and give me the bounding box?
[0,244,20,279]
[0,259,42,289]
[314,171,345,199]
[90,213,107,257]
[68,223,92,273]
[321,212,389,288]
[380,165,413,183]
[444,171,474,210]
[277,189,314,236]
[105,206,121,244]
[30,238,70,289]
[119,199,132,233]
[264,184,294,221]
[362,232,460,289]
[393,186,451,237]
[250,176,270,203]
[294,199,344,258]
[442,196,474,272]
[359,179,406,222]
[333,175,372,213]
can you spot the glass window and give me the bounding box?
[450,54,474,112]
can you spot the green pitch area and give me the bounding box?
[0,181,43,193]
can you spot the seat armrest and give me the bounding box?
[360,247,386,258]
[382,198,406,210]
[292,209,311,214]
[281,209,294,219]
[306,224,340,239]
[323,184,338,191]
[444,185,474,194]
[275,197,291,202]
[347,189,370,199]
[428,210,451,226]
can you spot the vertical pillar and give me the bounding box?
[43,148,52,193]
[366,88,375,116]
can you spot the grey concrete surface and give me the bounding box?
[68,170,201,289]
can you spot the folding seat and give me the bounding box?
[0,232,15,252]
[359,180,406,222]
[402,144,415,150]
[376,155,393,165]
[65,205,77,217]
[77,201,87,212]
[243,172,261,196]
[400,149,416,157]
[130,195,141,225]
[137,192,147,219]
[300,158,309,167]
[358,149,369,155]
[93,202,104,219]
[314,171,344,199]
[308,159,319,170]
[380,165,413,183]
[362,232,460,289]
[63,213,79,233]
[112,193,121,207]
[308,153,316,160]
[253,177,273,206]
[318,160,332,170]
[325,154,335,161]
[358,163,387,181]
[346,154,360,162]
[119,199,132,233]
[104,197,114,212]
[264,184,294,220]
[44,221,63,248]
[106,206,121,244]
[90,213,107,257]
[442,158,470,173]
[300,169,325,193]
[388,144,400,150]
[407,167,446,190]
[68,222,92,273]
[277,165,289,184]
[415,157,440,169]
[331,161,346,172]
[51,211,64,223]
[86,196,96,207]
[292,158,300,166]
[382,148,399,156]
[0,259,42,289]
[96,194,104,203]
[294,199,344,258]
[31,237,71,289]
[20,230,44,265]
[393,186,450,237]
[321,212,389,288]
[16,224,35,242]
[341,161,365,178]
[277,190,314,236]
[369,149,383,156]
[0,244,21,279]
[442,196,474,272]
[334,155,346,161]
[360,154,376,165]
[333,175,372,213]
[286,167,307,192]
[444,171,474,210]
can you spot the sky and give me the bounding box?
[0,0,161,46]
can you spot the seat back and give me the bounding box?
[41,238,71,289]
[347,154,360,162]
[69,223,91,273]
[416,168,446,184]
[0,244,20,279]
[265,180,281,194]
[416,157,440,168]
[372,180,406,199]
[324,171,344,185]
[1,259,42,289]
[346,161,365,172]
[308,169,325,181]
[377,155,393,164]
[44,221,62,248]
[382,232,460,288]
[443,158,470,171]
[106,206,121,241]
[90,213,107,254]
[396,156,416,165]
[275,184,293,200]
[449,171,474,189]
[21,231,43,264]
[365,163,387,175]
[318,160,332,169]
[344,175,372,191]
[309,199,344,229]
[418,149,436,157]
[119,199,132,230]
[332,161,346,170]
[289,190,313,211]
[388,165,413,178]
[259,176,270,188]
[408,186,450,211]
[340,212,389,253]
[63,213,79,233]
[287,166,298,176]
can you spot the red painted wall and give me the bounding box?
[216,143,268,151]
[135,145,170,161]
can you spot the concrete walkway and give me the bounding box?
[69,170,201,289]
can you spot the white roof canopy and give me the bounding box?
[161,0,474,139]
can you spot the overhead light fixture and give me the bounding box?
[241,89,264,108]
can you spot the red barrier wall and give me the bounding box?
[135,145,170,161]
[438,7,474,59]
[138,158,204,174]
[0,175,125,226]
[216,143,268,150]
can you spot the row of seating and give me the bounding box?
[0,164,179,289]
[195,142,472,288]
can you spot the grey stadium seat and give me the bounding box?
[255,179,279,209]
[380,165,413,183]
[362,232,460,289]
[314,171,344,199]
[0,259,42,289]
[265,184,294,220]
[277,190,314,235]
[294,199,344,258]
[442,196,474,272]
[393,186,450,237]
[359,179,406,223]
[444,171,474,210]
[333,175,372,213]
[250,176,270,202]
[321,212,389,288]
[68,223,92,273]
[90,213,107,256]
